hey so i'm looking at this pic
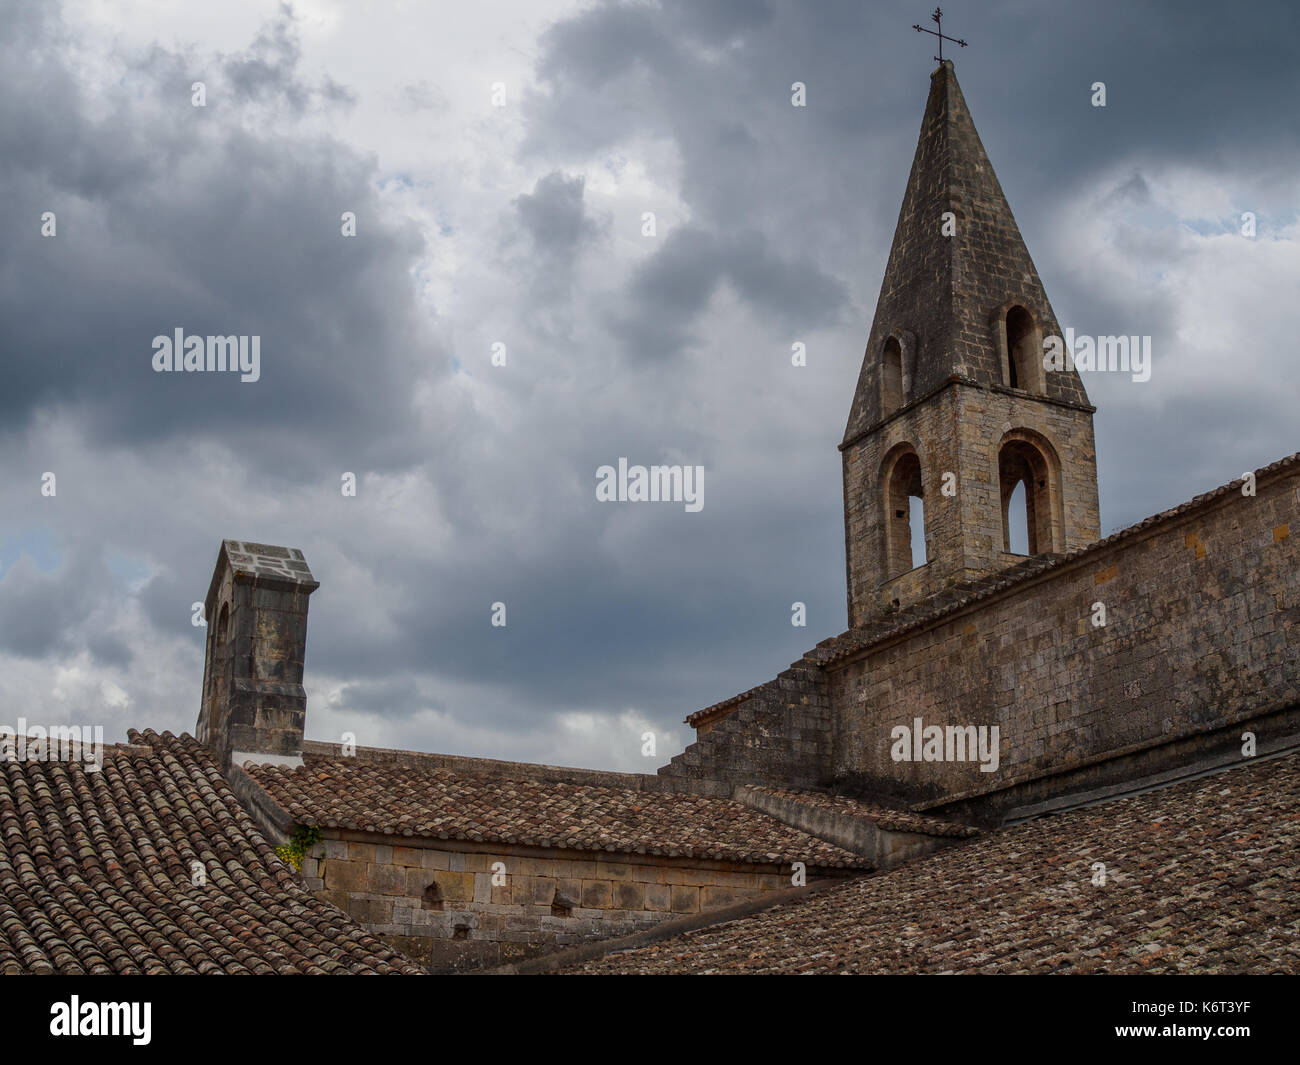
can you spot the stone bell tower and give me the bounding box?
[841,60,1101,626]
[197,540,319,768]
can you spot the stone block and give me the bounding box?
[616,882,646,910]
[349,897,393,924]
[420,849,451,871]
[430,870,475,903]
[670,885,699,914]
[327,860,369,893]
[581,880,612,909]
[524,877,556,906]
[700,886,738,909]
[368,863,407,896]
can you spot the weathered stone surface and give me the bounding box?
[840,62,1099,623]
[195,540,318,768]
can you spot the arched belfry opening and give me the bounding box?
[881,336,904,415]
[883,447,926,577]
[1003,305,1044,394]
[998,432,1061,556]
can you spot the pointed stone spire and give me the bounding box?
[843,60,1091,446]
[838,61,1101,625]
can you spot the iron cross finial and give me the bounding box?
[913,7,967,63]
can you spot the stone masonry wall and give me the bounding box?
[658,659,834,789]
[842,379,1100,624]
[670,459,1300,821]
[953,384,1100,567]
[303,832,800,971]
[832,461,1300,810]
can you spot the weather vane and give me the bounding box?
[913,7,967,63]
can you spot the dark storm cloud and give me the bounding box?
[328,676,429,719]
[522,0,1300,527]
[2,0,1296,766]
[0,545,108,659]
[608,226,847,361]
[660,0,774,41]
[0,2,435,479]
[515,171,598,258]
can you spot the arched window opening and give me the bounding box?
[1006,481,1029,554]
[885,449,926,578]
[909,496,927,566]
[999,438,1056,555]
[881,337,904,414]
[1005,305,1040,392]
[204,601,233,729]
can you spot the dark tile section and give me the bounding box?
[573,750,1300,974]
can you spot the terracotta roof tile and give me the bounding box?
[569,749,1300,973]
[746,786,979,838]
[0,730,422,974]
[247,756,872,869]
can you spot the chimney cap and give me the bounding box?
[204,539,318,616]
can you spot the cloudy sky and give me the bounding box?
[2,0,1296,771]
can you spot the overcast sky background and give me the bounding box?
[2,0,1297,770]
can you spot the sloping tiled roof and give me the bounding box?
[247,756,871,869]
[746,786,979,839]
[569,749,1300,974]
[0,730,422,974]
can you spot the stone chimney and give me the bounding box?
[196,540,319,769]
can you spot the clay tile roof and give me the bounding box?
[568,749,1300,974]
[0,730,422,974]
[246,756,872,869]
[746,786,979,838]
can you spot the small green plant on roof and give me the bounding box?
[276,825,322,872]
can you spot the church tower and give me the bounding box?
[842,60,1101,626]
